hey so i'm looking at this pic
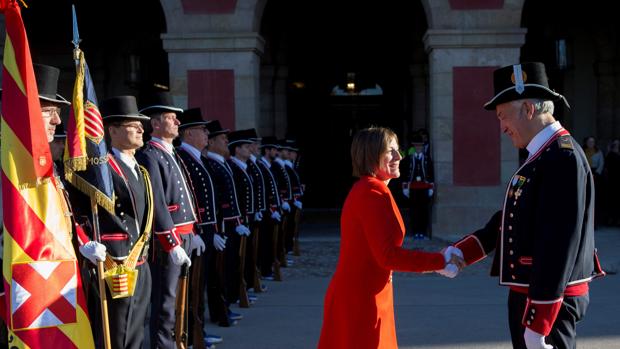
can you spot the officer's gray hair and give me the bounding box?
[530,99,554,116]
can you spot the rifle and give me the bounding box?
[190,254,205,349]
[272,222,282,281]
[251,224,263,293]
[279,215,288,267]
[175,264,189,349]
[293,208,302,256]
[238,235,250,307]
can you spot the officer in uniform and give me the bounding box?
[135,91,205,348]
[265,140,292,267]
[76,96,153,349]
[401,133,434,239]
[203,120,248,325]
[175,107,223,347]
[448,62,605,349]
[280,139,303,255]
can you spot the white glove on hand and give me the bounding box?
[271,211,282,222]
[170,246,191,267]
[79,241,107,264]
[524,328,552,349]
[254,211,263,222]
[236,224,251,236]
[443,246,463,262]
[428,189,434,197]
[293,200,303,209]
[282,201,291,212]
[402,188,410,198]
[190,234,206,256]
[436,263,459,278]
[213,234,227,251]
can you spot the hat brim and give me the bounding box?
[0,90,71,106]
[139,105,184,115]
[228,139,253,147]
[209,130,230,137]
[178,121,211,130]
[259,143,279,149]
[103,114,150,123]
[483,84,568,110]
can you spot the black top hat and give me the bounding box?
[0,64,70,105]
[282,139,299,151]
[100,96,150,123]
[205,120,229,138]
[228,129,254,147]
[246,128,261,142]
[260,136,279,149]
[178,108,210,130]
[484,62,569,110]
[139,91,183,115]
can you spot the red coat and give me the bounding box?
[318,176,445,349]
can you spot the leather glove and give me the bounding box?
[190,234,206,256]
[293,200,303,209]
[402,188,410,198]
[282,201,291,212]
[79,241,107,264]
[524,328,552,349]
[271,210,282,222]
[436,263,459,278]
[213,234,227,251]
[170,246,191,267]
[235,224,251,236]
[254,211,263,222]
[428,188,434,197]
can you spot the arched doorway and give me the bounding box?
[259,1,429,208]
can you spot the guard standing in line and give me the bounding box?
[401,133,434,239]
[75,96,154,349]
[203,120,248,325]
[280,139,303,255]
[267,140,292,267]
[135,91,205,348]
[448,62,605,349]
[175,107,223,348]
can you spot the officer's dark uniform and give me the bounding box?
[256,152,281,278]
[270,153,292,265]
[403,146,434,238]
[454,62,605,349]
[283,156,303,253]
[247,150,267,289]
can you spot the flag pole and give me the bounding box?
[73,6,111,349]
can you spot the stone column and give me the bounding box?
[409,64,429,133]
[423,28,526,238]
[260,65,288,138]
[162,32,264,131]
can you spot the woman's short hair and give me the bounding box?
[351,126,398,177]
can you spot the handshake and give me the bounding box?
[436,246,466,278]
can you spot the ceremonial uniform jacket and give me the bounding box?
[73,153,151,260]
[204,152,241,225]
[271,158,292,202]
[228,157,255,219]
[404,151,433,189]
[284,160,303,199]
[258,157,281,211]
[136,139,197,252]
[176,144,217,229]
[455,123,605,336]
[247,155,267,213]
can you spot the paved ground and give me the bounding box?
[204,221,620,348]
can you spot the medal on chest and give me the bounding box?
[508,175,527,199]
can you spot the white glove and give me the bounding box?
[271,211,282,222]
[282,201,291,212]
[190,234,206,256]
[402,188,410,198]
[436,263,459,278]
[293,200,303,209]
[170,246,191,266]
[428,188,434,197]
[79,241,107,264]
[524,328,552,349]
[443,246,463,263]
[213,234,227,251]
[254,211,263,222]
[235,224,251,236]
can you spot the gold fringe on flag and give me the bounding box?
[64,166,116,214]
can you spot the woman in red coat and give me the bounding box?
[318,127,462,349]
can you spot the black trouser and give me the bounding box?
[106,262,151,349]
[149,234,192,349]
[205,242,231,326]
[258,216,276,277]
[284,207,297,253]
[244,220,260,290]
[508,290,589,349]
[409,189,430,235]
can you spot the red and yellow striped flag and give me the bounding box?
[1,1,95,348]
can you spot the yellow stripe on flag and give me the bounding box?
[2,34,26,96]
[1,230,30,284]
[58,305,96,349]
[1,118,38,187]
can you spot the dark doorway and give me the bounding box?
[260,1,428,207]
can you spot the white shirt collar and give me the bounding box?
[180,142,202,161]
[249,154,257,163]
[526,121,562,158]
[231,156,248,170]
[207,151,226,164]
[274,158,285,166]
[284,159,293,168]
[112,148,139,178]
[150,137,174,154]
[260,157,271,168]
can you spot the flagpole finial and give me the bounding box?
[72,4,81,49]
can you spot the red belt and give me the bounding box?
[410,182,433,189]
[136,256,147,266]
[175,223,195,235]
[510,282,589,297]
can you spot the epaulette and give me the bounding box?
[558,135,573,150]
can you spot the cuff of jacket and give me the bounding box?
[522,297,563,336]
[454,234,486,266]
[155,228,181,252]
[74,222,90,246]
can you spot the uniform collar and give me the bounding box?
[526,121,562,159]
[112,148,138,168]
[260,157,271,168]
[180,142,202,161]
[284,159,294,168]
[150,137,174,154]
[207,151,226,164]
[249,154,257,163]
[274,157,285,167]
[231,156,248,170]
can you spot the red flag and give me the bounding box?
[1,1,95,348]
